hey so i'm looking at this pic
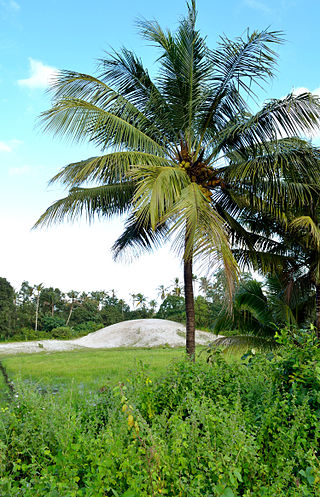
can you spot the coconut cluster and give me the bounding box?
[179,160,221,198]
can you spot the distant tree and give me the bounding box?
[71,298,101,325]
[16,281,35,329]
[34,283,43,331]
[157,285,169,301]
[0,277,15,338]
[101,293,130,325]
[65,290,80,326]
[90,290,107,311]
[131,293,147,308]
[40,287,64,316]
[194,295,211,328]
[198,276,212,297]
[149,299,158,315]
[170,277,183,297]
[157,295,185,323]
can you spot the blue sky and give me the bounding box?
[1,0,319,301]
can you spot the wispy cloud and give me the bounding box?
[0,141,12,152]
[244,0,272,14]
[293,86,320,98]
[0,139,22,152]
[0,0,20,12]
[18,58,58,89]
[292,87,320,140]
[8,166,31,176]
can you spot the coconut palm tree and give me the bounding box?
[170,277,183,297]
[157,285,169,301]
[65,290,80,326]
[34,283,43,331]
[35,2,320,357]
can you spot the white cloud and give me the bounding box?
[244,0,272,14]
[0,138,22,152]
[0,215,181,303]
[1,0,20,11]
[18,58,58,89]
[292,87,320,140]
[0,141,11,152]
[8,166,31,176]
[9,0,19,10]
[293,86,320,98]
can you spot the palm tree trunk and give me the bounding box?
[316,283,320,339]
[35,295,40,331]
[66,304,73,326]
[184,256,196,360]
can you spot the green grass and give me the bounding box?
[1,347,191,390]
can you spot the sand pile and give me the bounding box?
[0,319,218,355]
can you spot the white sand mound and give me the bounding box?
[73,318,214,348]
[0,319,219,355]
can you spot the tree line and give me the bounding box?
[0,275,217,340]
[1,267,318,343]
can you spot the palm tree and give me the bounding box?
[198,276,212,297]
[170,277,183,297]
[149,299,158,315]
[35,2,320,357]
[34,283,43,331]
[65,290,80,326]
[131,292,147,308]
[157,285,169,301]
[288,209,320,336]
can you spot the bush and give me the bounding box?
[50,326,77,339]
[1,331,320,495]
[1,328,49,342]
[73,321,104,334]
[42,316,66,332]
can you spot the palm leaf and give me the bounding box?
[34,183,134,227]
[211,335,277,352]
[49,152,172,187]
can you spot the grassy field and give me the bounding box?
[0,347,193,391]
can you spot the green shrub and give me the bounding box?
[1,331,320,495]
[73,321,104,334]
[42,316,66,332]
[2,328,49,342]
[50,326,77,339]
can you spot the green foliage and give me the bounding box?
[3,328,49,342]
[157,294,186,322]
[2,335,320,495]
[42,315,66,332]
[0,277,15,338]
[50,326,77,339]
[73,321,104,334]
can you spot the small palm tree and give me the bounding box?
[34,283,43,331]
[289,213,320,335]
[35,2,320,357]
[170,277,183,297]
[65,290,80,326]
[157,285,169,301]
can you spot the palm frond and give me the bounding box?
[138,3,211,140]
[219,94,320,155]
[290,216,320,250]
[40,97,166,155]
[211,335,277,352]
[130,165,190,229]
[196,29,283,145]
[49,152,172,187]
[34,183,134,228]
[167,183,239,301]
[112,213,170,260]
